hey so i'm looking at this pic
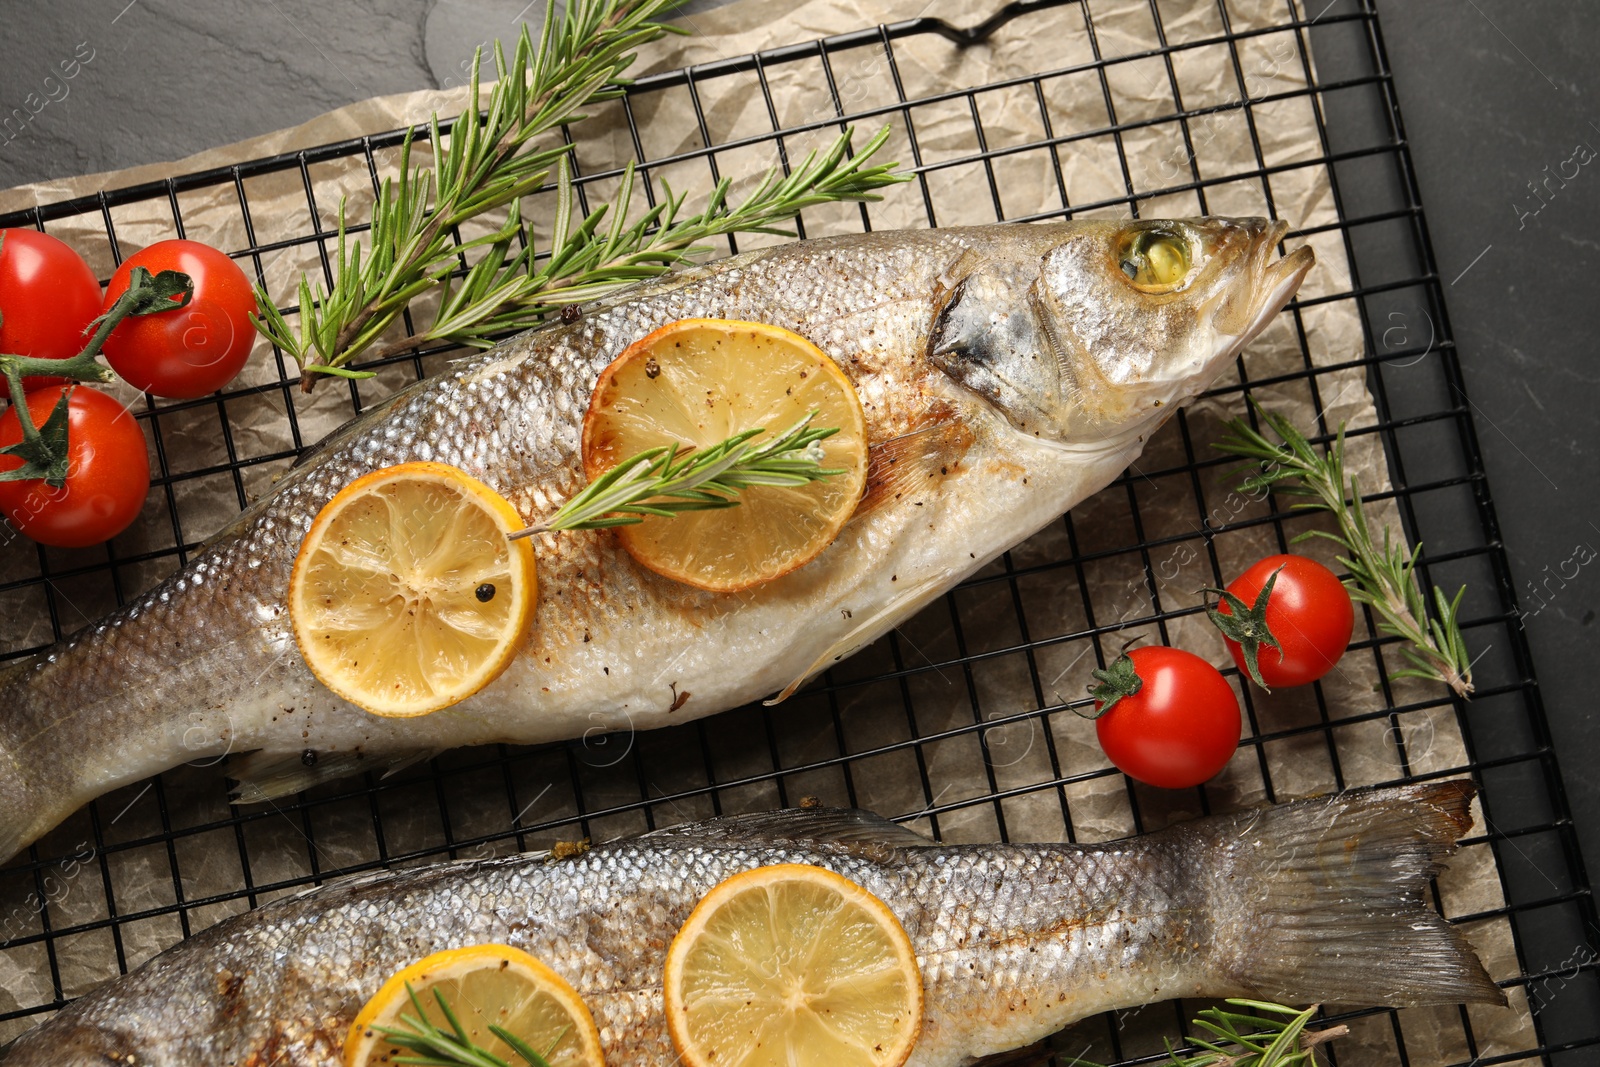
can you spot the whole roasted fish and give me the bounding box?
[0,219,1313,861]
[0,781,1502,1065]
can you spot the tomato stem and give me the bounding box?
[0,267,192,485]
[1202,564,1286,692]
[0,368,73,485]
[1084,652,1144,718]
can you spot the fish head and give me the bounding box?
[929,217,1314,446]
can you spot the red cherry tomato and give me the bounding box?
[0,386,150,548]
[0,229,103,389]
[101,240,256,399]
[1213,554,1354,689]
[1092,646,1241,789]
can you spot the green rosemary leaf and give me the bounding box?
[1253,1006,1313,1064]
[1190,1019,1267,1048]
[369,983,562,1067]
[485,1024,557,1067]
[1227,1001,1313,1017]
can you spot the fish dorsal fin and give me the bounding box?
[637,807,933,853]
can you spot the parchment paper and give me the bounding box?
[0,0,1530,1060]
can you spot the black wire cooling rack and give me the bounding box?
[2,0,1598,1063]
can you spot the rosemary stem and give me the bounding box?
[506,413,836,541]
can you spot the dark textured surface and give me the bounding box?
[0,0,434,185]
[0,0,1594,1031]
[1373,0,1600,912]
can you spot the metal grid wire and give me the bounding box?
[1,0,1597,1062]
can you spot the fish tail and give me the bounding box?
[1207,779,1505,1007]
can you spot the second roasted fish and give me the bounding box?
[0,780,1502,1065]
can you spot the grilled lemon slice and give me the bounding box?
[289,461,535,717]
[581,319,868,593]
[663,863,924,1067]
[344,943,604,1067]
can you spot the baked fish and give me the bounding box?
[0,219,1313,861]
[0,780,1502,1065]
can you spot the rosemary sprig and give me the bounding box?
[254,0,684,387]
[251,0,905,390]
[508,411,840,539]
[1215,402,1474,697]
[1067,1001,1347,1067]
[371,984,561,1067]
[413,127,903,359]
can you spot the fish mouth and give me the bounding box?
[1242,220,1315,343]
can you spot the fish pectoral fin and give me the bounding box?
[765,573,949,705]
[228,748,437,803]
[638,807,933,850]
[852,418,975,520]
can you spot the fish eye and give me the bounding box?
[1117,229,1192,292]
